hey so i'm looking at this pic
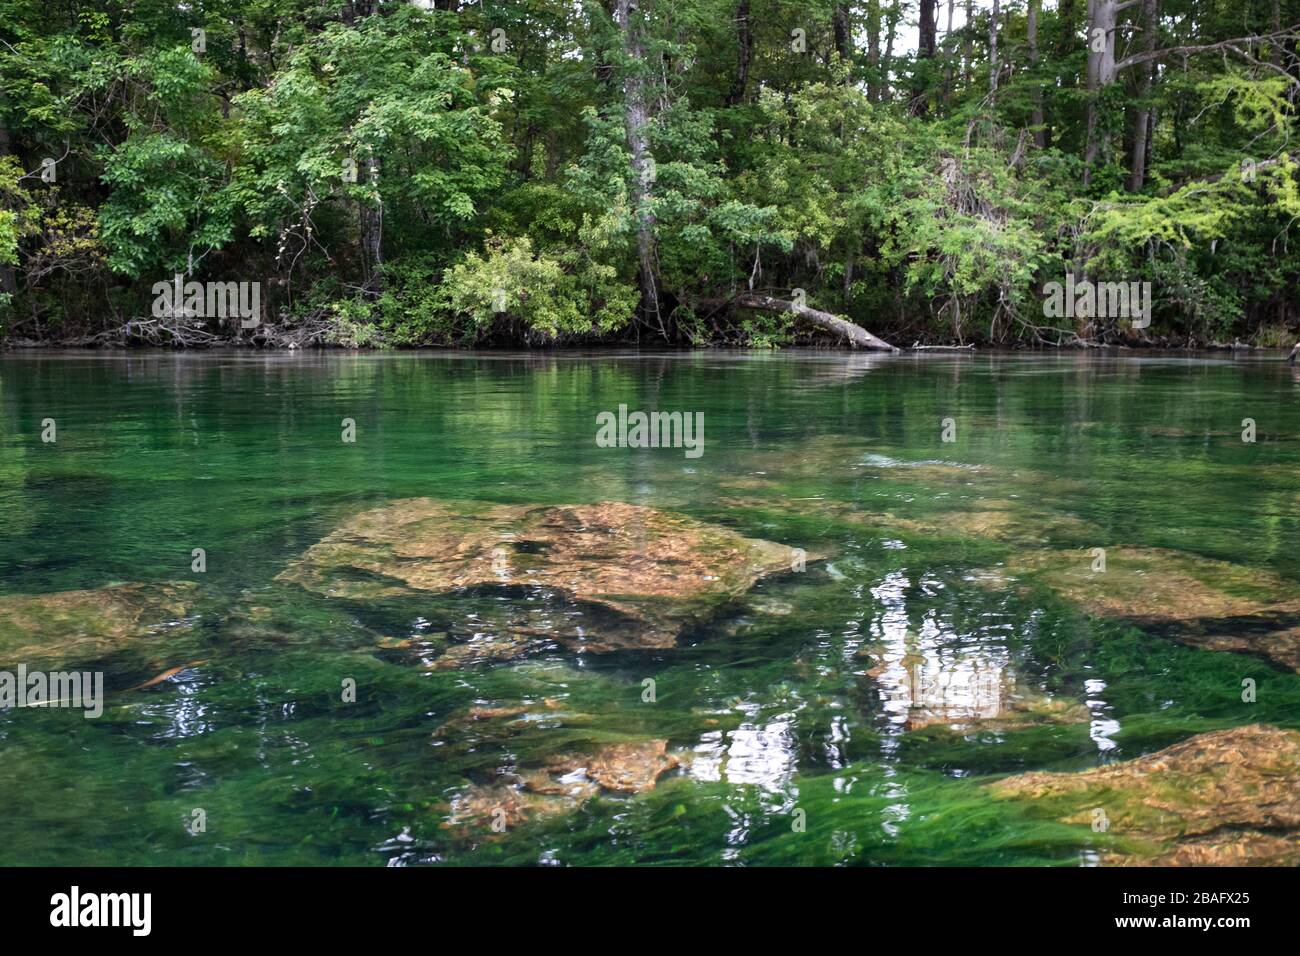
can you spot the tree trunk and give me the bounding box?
[615,0,661,333]
[867,1,882,102]
[1084,2,1287,186]
[1028,0,1046,146]
[1126,0,1158,191]
[596,0,618,89]
[706,294,898,351]
[962,0,973,88]
[1047,0,1078,150]
[1144,106,1155,176]
[911,0,937,114]
[833,4,852,61]
[989,0,1002,94]
[882,2,900,102]
[361,156,383,294]
[726,1,751,105]
[1084,0,1124,184]
[942,0,956,105]
[1273,0,1283,66]
[1057,0,1079,55]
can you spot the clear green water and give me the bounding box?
[0,351,1297,866]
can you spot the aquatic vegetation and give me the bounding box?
[875,506,1096,549]
[1000,547,1300,671]
[990,725,1300,865]
[0,583,196,668]
[713,439,1097,552]
[2,353,1298,867]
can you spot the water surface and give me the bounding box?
[1,350,1297,865]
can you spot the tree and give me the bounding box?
[614,0,660,335]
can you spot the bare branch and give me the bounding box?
[1115,25,1300,83]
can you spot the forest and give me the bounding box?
[1,0,1298,349]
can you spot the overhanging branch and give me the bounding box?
[1115,25,1300,85]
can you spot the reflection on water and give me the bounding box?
[689,701,799,793]
[1085,678,1121,754]
[136,669,214,741]
[868,572,1017,733]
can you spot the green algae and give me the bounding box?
[0,582,197,668]
[989,725,1300,865]
[993,547,1300,671]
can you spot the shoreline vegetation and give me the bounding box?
[5,336,1300,355]
[4,335,1298,356]
[2,3,1299,351]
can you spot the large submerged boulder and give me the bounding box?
[0,582,196,668]
[989,724,1300,865]
[998,547,1300,671]
[278,499,806,655]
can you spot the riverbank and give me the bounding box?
[4,328,1297,357]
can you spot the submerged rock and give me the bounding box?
[444,782,589,832]
[279,499,805,657]
[442,739,680,834]
[430,697,581,745]
[0,583,196,667]
[542,739,679,794]
[718,490,1094,550]
[879,503,1094,547]
[429,631,547,671]
[989,724,1300,865]
[721,438,1089,499]
[1000,547,1300,671]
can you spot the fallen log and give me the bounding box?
[701,294,899,351]
[912,342,976,351]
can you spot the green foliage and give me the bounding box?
[0,0,1297,346]
[435,234,637,342]
[0,155,40,269]
[225,9,511,274]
